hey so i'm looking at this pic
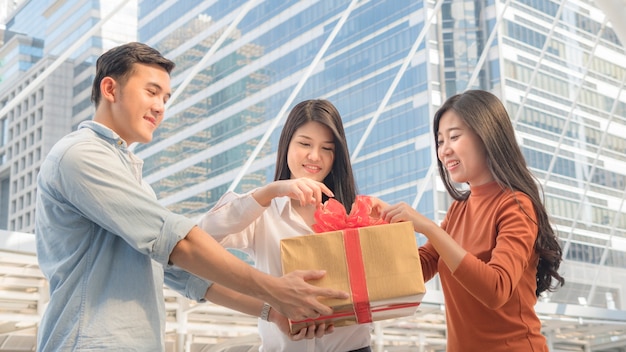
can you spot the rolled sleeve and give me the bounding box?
[154,213,198,265]
[57,139,196,266]
[164,264,213,302]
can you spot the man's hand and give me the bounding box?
[170,228,347,323]
[263,270,348,321]
[270,306,335,340]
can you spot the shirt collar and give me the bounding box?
[274,196,292,217]
[78,120,129,150]
[273,195,314,233]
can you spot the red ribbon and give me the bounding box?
[289,303,421,325]
[312,195,386,233]
[343,228,372,323]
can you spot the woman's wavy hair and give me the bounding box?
[274,99,357,212]
[433,90,564,296]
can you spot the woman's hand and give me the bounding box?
[382,202,466,272]
[254,179,334,207]
[270,307,335,340]
[379,201,435,235]
[367,196,389,220]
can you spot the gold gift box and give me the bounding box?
[280,221,425,333]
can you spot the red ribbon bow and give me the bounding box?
[312,195,387,233]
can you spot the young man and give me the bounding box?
[35,42,346,351]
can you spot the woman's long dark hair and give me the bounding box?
[274,99,357,212]
[433,90,564,296]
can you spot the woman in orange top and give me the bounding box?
[375,90,564,351]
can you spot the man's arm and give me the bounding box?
[205,284,334,340]
[169,226,348,321]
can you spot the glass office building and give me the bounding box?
[0,0,625,350]
[136,0,626,350]
[137,0,437,217]
[0,0,137,233]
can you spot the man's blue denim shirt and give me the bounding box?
[35,121,211,351]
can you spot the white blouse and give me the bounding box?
[198,191,371,352]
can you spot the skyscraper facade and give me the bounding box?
[0,0,137,233]
[135,0,626,349]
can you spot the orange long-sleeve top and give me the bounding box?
[419,181,548,351]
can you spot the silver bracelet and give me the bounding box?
[260,302,271,321]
